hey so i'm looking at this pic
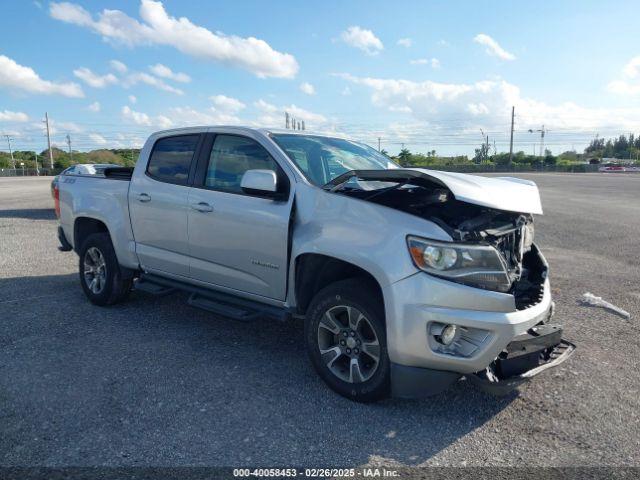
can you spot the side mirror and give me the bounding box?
[240,169,278,197]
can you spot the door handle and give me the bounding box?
[137,193,151,203]
[191,202,213,212]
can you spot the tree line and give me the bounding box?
[1,132,639,171]
[391,132,640,168]
[0,147,140,170]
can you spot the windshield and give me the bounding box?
[270,134,397,186]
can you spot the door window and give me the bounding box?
[147,135,199,185]
[205,135,284,195]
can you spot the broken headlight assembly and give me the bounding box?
[407,236,511,292]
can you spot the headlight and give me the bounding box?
[407,236,511,292]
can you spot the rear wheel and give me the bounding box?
[78,232,131,306]
[305,278,390,402]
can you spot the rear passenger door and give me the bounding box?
[129,133,202,277]
[187,133,293,300]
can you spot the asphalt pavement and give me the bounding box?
[0,174,638,467]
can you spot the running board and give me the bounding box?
[138,273,290,323]
[134,279,177,296]
[188,293,261,322]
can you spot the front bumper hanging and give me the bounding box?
[467,323,576,395]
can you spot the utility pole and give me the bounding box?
[528,125,546,157]
[34,151,39,176]
[378,136,381,152]
[480,129,489,164]
[44,112,53,169]
[508,106,515,165]
[3,134,15,169]
[66,134,73,162]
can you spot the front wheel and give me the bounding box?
[78,232,132,306]
[305,278,390,402]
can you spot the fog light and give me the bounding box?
[440,324,457,345]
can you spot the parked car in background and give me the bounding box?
[598,164,626,172]
[56,127,575,402]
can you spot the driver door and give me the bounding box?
[187,133,293,300]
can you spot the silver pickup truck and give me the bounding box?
[57,126,574,402]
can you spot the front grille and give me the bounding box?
[495,228,523,278]
[514,279,545,310]
[513,246,547,311]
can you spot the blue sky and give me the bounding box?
[1,0,639,156]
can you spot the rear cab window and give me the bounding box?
[147,134,200,185]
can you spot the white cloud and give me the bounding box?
[622,56,640,79]
[0,110,29,122]
[124,72,184,95]
[121,104,242,129]
[210,94,246,113]
[122,105,152,126]
[397,38,412,48]
[254,99,278,113]
[0,54,84,97]
[128,94,137,104]
[473,34,516,61]
[121,105,171,128]
[340,26,383,55]
[337,73,640,135]
[299,82,316,95]
[89,133,107,145]
[73,67,118,88]
[255,99,327,127]
[88,101,101,112]
[287,104,326,123]
[46,120,83,136]
[110,59,128,73]
[341,86,352,96]
[607,56,640,96]
[149,63,191,83]
[410,58,440,68]
[437,39,449,47]
[50,0,298,78]
[607,80,640,96]
[389,105,412,113]
[168,106,242,126]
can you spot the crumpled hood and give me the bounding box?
[408,168,543,215]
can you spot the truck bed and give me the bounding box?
[58,173,137,268]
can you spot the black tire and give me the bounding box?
[305,278,390,402]
[78,232,132,306]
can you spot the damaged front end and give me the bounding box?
[325,169,546,307]
[325,169,575,393]
[468,327,576,395]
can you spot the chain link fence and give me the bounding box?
[0,168,62,177]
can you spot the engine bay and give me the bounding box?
[328,172,545,303]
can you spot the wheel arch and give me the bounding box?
[74,216,136,279]
[293,253,385,316]
[73,216,110,253]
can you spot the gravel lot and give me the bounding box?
[0,174,638,468]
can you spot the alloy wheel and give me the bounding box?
[83,247,107,295]
[317,305,381,383]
